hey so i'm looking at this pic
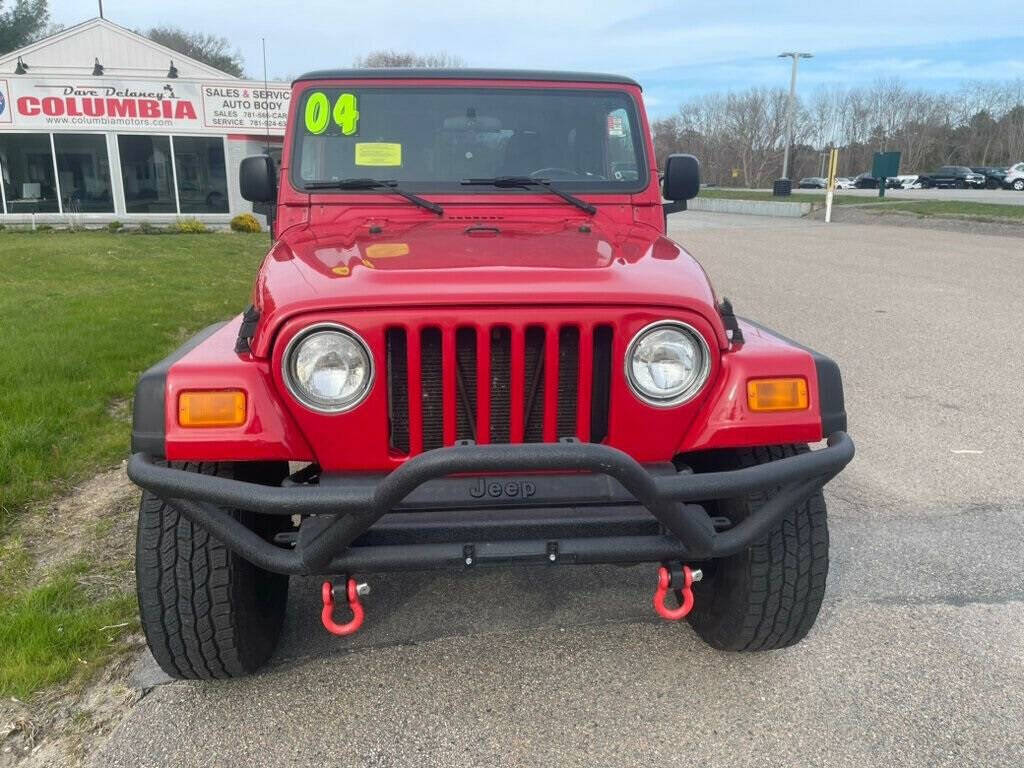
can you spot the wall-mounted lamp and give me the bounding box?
[92,57,104,76]
[15,56,29,74]
[167,60,178,78]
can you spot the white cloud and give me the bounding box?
[49,0,1024,93]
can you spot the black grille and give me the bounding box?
[455,328,477,442]
[489,327,511,444]
[386,329,409,454]
[591,325,613,444]
[557,327,580,439]
[386,322,612,454]
[523,327,545,443]
[420,328,443,450]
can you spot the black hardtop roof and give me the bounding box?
[292,68,642,89]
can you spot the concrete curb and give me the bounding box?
[689,197,813,218]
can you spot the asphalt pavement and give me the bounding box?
[93,211,1024,768]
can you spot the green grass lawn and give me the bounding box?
[0,230,267,698]
[699,188,1024,221]
[0,230,268,523]
[869,200,1024,222]
[0,555,137,698]
[699,188,884,205]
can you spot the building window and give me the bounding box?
[0,133,60,213]
[173,136,228,214]
[117,135,176,213]
[54,134,114,214]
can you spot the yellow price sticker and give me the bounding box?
[355,143,402,167]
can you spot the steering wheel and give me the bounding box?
[529,167,602,181]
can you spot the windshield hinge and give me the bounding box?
[234,305,261,355]
[718,298,745,346]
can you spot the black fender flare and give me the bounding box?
[131,322,228,457]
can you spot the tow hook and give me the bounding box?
[653,563,702,621]
[320,578,369,636]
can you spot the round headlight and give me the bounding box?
[283,324,373,413]
[625,321,710,406]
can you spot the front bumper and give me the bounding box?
[127,432,854,575]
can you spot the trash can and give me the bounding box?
[772,178,792,197]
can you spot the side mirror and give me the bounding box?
[239,154,277,204]
[662,154,701,202]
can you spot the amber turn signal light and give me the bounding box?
[178,390,246,428]
[747,378,808,412]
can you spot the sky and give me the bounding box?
[51,0,1024,117]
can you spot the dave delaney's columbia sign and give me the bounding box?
[16,82,197,120]
[0,76,289,134]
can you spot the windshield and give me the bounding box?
[290,86,647,193]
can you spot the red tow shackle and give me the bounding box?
[653,564,701,621]
[321,578,367,636]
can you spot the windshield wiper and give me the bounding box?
[461,176,597,215]
[304,178,443,216]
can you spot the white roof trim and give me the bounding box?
[0,17,240,79]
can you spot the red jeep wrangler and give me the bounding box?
[129,69,853,679]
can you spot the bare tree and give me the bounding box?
[658,76,1024,185]
[145,26,245,77]
[352,50,465,68]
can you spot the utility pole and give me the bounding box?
[778,52,812,181]
[98,0,104,18]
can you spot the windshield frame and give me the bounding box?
[287,83,651,197]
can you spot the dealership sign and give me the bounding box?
[0,79,10,123]
[0,76,289,134]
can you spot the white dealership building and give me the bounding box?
[0,17,290,226]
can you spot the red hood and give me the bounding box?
[249,217,725,357]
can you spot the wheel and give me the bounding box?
[686,444,829,651]
[1013,179,1024,192]
[986,179,999,190]
[955,180,966,189]
[136,461,291,679]
[921,179,933,189]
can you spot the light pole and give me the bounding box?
[778,52,812,183]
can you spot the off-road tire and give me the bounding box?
[136,461,291,679]
[687,444,829,651]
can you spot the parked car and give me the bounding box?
[895,175,921,190]
[834,177,854,189]
[125,67,854,680]
[970,166,1008,190]
[917,166,986,189]
[853,172,881,189]
[853,173,900,189]
[1000,162,1024,191]
[798,177,826,189]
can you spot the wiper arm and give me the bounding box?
[304,178,443,216]
[462,176,597,215]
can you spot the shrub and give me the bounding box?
[174,218,208,234]
[230,213,261,233]
[106,221,124,232]
[134,222,160,234]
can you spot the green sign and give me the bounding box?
[872,151,901,179]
